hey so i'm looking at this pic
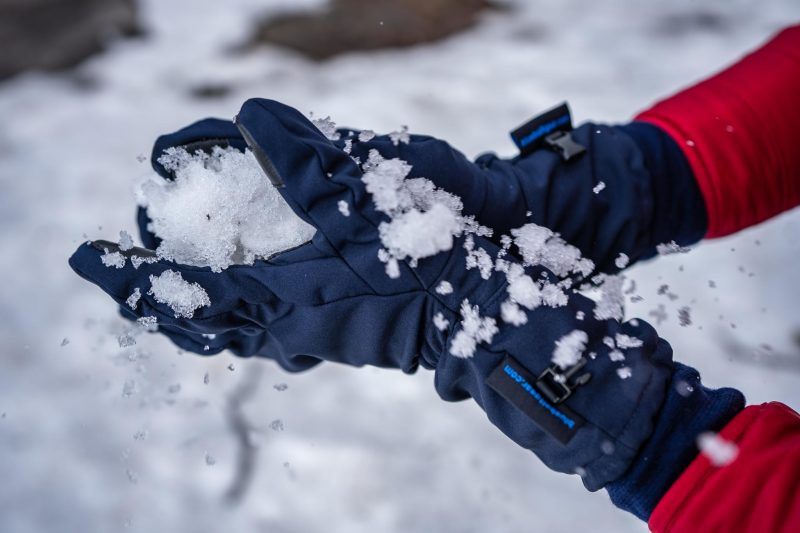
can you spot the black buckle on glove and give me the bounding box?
[510,102,586,161]
[536,357,592,404]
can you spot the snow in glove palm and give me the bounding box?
[69,99,675,491]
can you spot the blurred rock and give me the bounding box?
[244,0,502,60]
[0,0,141,80]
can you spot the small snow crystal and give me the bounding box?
[449,300,498,359]
[615,333,643,349]
[119,230,134,251]
[269,419,284,432]
[358,130,376,142]
[310,115,340,141]
[615,253,629,269]
[433,312,450,331]
[126,288,141,309]
[501,301,527,326]
[131,255,157,269]
[139,147,315,271]
[337,200,350,217]
[273,383,288,391]
[552,330,588,369]
[617,367,632,379]
[656,241,691,255]
[697,432,738,466]
[205,453,216,466]
[593,274,625,321]
[136,316,158,332]
[389,125,410,146]
[60,338,69,347]
[593,181,606,194]
[678,306,692,327]
[148,270,210,318]
[101,249,126,269]
[435,280,453,295]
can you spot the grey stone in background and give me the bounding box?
[0,0,141,80]
[243,0,503,61]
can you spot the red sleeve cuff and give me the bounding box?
[649,403,800,533]
[636,25,800,238]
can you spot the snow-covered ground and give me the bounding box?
[1,1,798,531]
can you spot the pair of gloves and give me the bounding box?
[69,98,743,519]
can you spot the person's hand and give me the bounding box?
[70,99,679,492]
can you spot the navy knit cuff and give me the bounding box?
[605,362,745,521]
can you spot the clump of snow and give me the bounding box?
[552,330,588,369]
[697,432,738,466]
[435,280,453,295]
[592,181,606,194]
[337,200,350,217]
[617,367,632,379]
[147,270,210,318]
[119,230,134,251]
[131,255,157,269]
[138,147,316,272]
[656,240,691,255]
[136,316,158,332]
[101,249,126,269]
[126,288,141,309]
[511,223,594,278]
[501,301,527,326]
[592,274,625,321]
[615,333,643,349]
[615,253,629,269]
[433,312,450,331]
[463,235,494,280]
[449,300,498,358]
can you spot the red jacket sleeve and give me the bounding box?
[649,403,800,533]
[636,25,800,238]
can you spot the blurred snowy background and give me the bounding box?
[1,0,799,531]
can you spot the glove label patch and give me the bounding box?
[487,356,585,445]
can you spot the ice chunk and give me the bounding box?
[126,288,141,310]
[433,312,450,331]
[337,200,350,217]
[656,240,691,255]
[552,330,588,369]
[697,432,738,466]
[118,230,134,251]
[148,270,210,318]
[101,249,126,269]
[449,300,498,358]
[139,147,316,271]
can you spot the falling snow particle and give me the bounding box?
[649,304,668,325]
[678,306,692,327]
[60,338,70,347]
[203,372,210,385]
[269,419,284,432]
[227,364,235,372]
[205,452,216,466]
[697,432,738,466]
[273,383,288,391]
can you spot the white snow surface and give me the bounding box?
[141,146,316,271]
[1,1,798,532]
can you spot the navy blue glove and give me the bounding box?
[70,99,685,493]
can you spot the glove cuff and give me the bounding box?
[605,362,745,520]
